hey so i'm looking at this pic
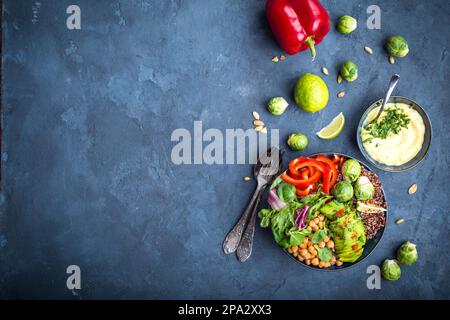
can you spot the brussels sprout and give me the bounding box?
[337,15,357,34]
[396,241,418,265]
[341,159,361,182]
[333,181,354,202]
[340,61,358,82]
[385,35,409,58]
[381,259,401,281]
[267,97,289,116]
[354,176,374,200]
[287,133,308,151]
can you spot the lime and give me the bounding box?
[294,73,329,113]
[356,201,387,214]
[316,112,345,140]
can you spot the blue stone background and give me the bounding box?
[1,0,449,299]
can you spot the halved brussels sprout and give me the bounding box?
[337,15,357,34]
[354,176,374,200]
[381,259,401,281]
[333,181,354,202]
[342,159,361,182]
[340,61,358,82]
[385,35,409,58]
[396,241,418,265]
[287,133,308,151]
[267,97,289,116]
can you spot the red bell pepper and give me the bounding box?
[266,0,330,60]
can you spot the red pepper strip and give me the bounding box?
[284,158,325,188]
[282,170,321,189]
[296,185,314,197]
[300,168,310,180]
[336,208,345,218]
[315,155,338,190]
[266,0,330,59]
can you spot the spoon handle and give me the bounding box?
[236,190,264,262]
[222,185,264,254]
[374,74,401,121]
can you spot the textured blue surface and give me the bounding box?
[1,0,449,299]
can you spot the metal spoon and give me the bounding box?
[222,147,282,257]
[365,74,400,128]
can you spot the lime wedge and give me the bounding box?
[316,112,345,140]
[356,201,387,214]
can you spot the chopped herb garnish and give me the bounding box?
[365,107,410,140]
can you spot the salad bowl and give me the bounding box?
[261,152,388,271]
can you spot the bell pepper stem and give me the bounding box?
[305,36,316,61]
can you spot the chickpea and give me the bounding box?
[288,247,293,254]
[293,251,298,257]
[336,260,343,267]
[300,249,309,257]
[304,253,312,260]
[299,243,307,249]
[292,246,299,253]
[324,236,330,243]
[307,226,312,231]
[303,238,309,244]
[311,258,319,266]
[308,245,315,253]
[312,225,319,231]
[297,255,304,262]
[318,221,323,229]
[311,249,317,256]
[331,255,337,264]
[318,241,326,248]
[326,240,335,249]
[309,222,316,229]
[324,262,331,268]
[305,259,311,265]
[313,217,320,224]
[319,261,325,268]
[319,215,325,221]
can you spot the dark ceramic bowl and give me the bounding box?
[282,152,388,271]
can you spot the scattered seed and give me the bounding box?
[364,46,373,54]
[260,127,268,134]
[337,75,343,84]
[389,56,395,64]
[252,111,260,120]
[271,56,279,63]
[408,183,417,194]
[280,55,286,61]
[321,67,329,75]
[395,218,405,225]
[255,125,264,132]
[243,176,251,181]
[253,120,264,126]
[337,91,345,98]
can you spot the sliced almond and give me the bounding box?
[395,218,405,225]
[408,183,417,194]
[364,46,373,54]
[260,127,268,134]
[337,91,345,98]
[321,67,329,75]
[255,125,264,132]
[253,120,264,126]
[243,176,251,181]
[337,75,343,84]
[252,111,260,120]
[389,56,395,64]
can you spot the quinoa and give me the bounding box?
[359,166,387,239]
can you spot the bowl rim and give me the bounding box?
[356,95,432,172]
[282,152,388,272]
